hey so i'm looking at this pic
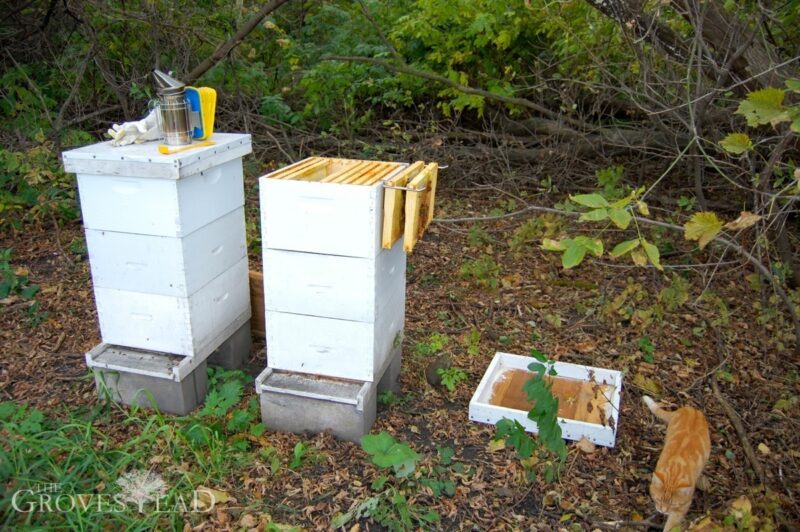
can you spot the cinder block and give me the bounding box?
[255,346,402,442]
[89,345,208,415]
[377,346,402,394]
[255,369,377,443]
[207,320,252,369]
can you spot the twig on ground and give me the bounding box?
[711,333,767,486]
[711,377,766,486]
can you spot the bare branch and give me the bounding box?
[185,0,292,84]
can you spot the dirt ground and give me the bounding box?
[1,165,799,530]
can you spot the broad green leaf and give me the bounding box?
[20,284,39,300]
[641,239,663,271]
[361,431,420,477]
[570,193,609,209]
[608,208,632,229]
[736,87,790,127]
[579,208,608,222]
[786,79,800,93]
[791,108,800,133]
[541,238,565,251]
[610,195,633,209]
[684,211,724,249]
[719,133,753,155]
[574,236,603,257]
[561,242,586,269]
[610,239,640,257]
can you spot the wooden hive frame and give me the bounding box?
[265,157,403,186]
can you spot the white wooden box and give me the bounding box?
[469,352,623,448]
[94,257,251,358]
[263,238,405,323]
[64,134,251,237]
[63,133,252,179]
[76,157,244,237]
[265,290,405,382]
[86,207,246,297]
[260,176,389,258]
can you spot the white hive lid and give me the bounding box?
[62,132,252,180]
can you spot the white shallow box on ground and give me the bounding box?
[263,238,406,323]
[86,207,246,297]
[64,134,251,237]
[94,257,251,358]
[265,290,405,382]
[260,174,394,258]
[469,352,623,448]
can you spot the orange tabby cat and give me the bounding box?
[643,396,711,531]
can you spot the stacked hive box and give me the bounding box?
[256,158,410,441]
[62,133,253,414]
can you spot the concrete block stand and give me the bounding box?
[87,320,253,415]
[91,347,208,416]
[207,320,252,370]
[256,346,402,442]
[377,346,402,395]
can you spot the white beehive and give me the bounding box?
[63,133,253,359]
[259,158,409,381]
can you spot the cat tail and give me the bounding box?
[642,396,675,423]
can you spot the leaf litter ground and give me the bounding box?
[1,175,798,530]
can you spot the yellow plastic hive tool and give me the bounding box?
[158,140,215,155]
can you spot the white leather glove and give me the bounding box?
[107,109,161,146]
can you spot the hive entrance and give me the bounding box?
[267,157,403,185]
[488,368,614,425]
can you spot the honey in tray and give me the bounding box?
[488,368,613,425]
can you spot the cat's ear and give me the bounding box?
[652,472,665,486]
[676,486,694,498]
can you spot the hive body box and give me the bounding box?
[259,159,407,382]
[63,133,253,359]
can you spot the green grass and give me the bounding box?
[0,368,284,530]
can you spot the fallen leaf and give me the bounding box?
[576,437,596,454]
[758,443,770,455]
[239,515,257,528]
[486,439,506,452]
[501,273,523,288]
[543,490,560,508]
[195,486,233,510]
[632,374,661,395]
[574,340,595,353]
[730,495,752,518]
[724,211,762,231]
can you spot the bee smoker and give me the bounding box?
[152,69,193,146]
